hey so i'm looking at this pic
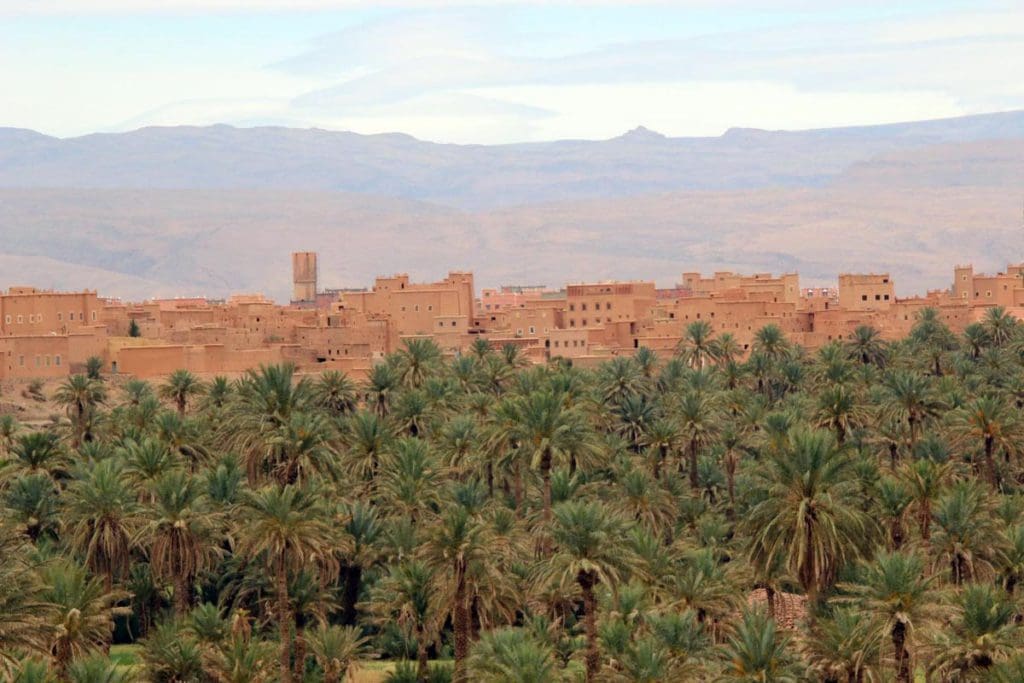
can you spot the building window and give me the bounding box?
[582,319,588,326]
[57,313,62,321]
[987,291,992,298]
[569,320,575,327]
[28,315,34,323]
[34,355,40,367]
[581,303,587,311]
[3,315,9,324]
[875,294,880,301]
[451,321,456,327]
[594,303,600,311]
[45,356,51,367]
[427,305,433,311]
[861,295,867,301]
[529,326,535,334]
[569,304,575,311]
[91,311,96,321]
[517,328,523,335]
[884,294,890,300]
[414,305,419,312]
[606,303,612,310]
[438,321,444,327]
[18,355,23,366]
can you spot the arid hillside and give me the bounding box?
[1,111,1023,300]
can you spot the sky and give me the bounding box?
[1,0,1023,143]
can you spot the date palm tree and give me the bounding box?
[233,483,337,683]
[716,609,801,682]
[744,427,873,609]
[53,374,106,447]
[422,504,489,682]
[159,369,205,416]
[847,325,887,367]
[63,459,139,591]
[369,560,443,683]
[396,338,442,389]
[929,583,1019,680]
[678,320,717,370]
[466,628,562,683]
[42,560,131,676]
[305,624,370,683]
[675,391,720,490]
[840,550,942,683]
[949,394,1023,488]
[138,470,222,616]
[0,527,54,677]
[539,500,636,681]
[509,390,593,525]
[314,370,359,417]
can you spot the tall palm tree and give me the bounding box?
[744,428,873,608]
[369,560,442,683]
[928,584,1018,680]
[675,391,719,490]
[0,527,54,677]
[678,320,717,370]
[814,384,867,445]
[42,560,131,676]
[3,471,61,542]
[233,483,337,683]
[982,305,1019,347]
[846,325,887,367]
[881,370,944,452]
[539,501,635,681]
[63,458,139,591]
[159,369,205,416]
[365,362,400,418]
[336,500,384,626]
[422,504,489,683]
[930,481,1002,584]
[266,411,339,485]
[314,370,359,417]
[949,395,1023,488]
[53,374,106,447]
[396,338,443,388]
[138,470,222,616]
[840,550,942,683]
[8,431,65,477]
[509,390,593,525]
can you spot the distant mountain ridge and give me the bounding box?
[2,110,1024,209]
[1,110,1024,301]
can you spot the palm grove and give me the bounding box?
[5,306,1024,682]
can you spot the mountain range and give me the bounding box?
[1,110,1023,301]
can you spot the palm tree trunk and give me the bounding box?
[984,435,998,488]
[688,438,699,490]
[341,564,362,626]
[453,564,469,683]
[541,449,553,522]
[277,562,293,683]
[173,571,190,616]
[293,627,307,681]
[579,573,600,681]
[513,461,523,515]
[892,621,911,683]
[416,626,429,683]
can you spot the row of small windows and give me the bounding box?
[401,304,434,312]
[17,354,60,367]
[552,339,583,348]
[860,294,891,301]
[3,311,95,325]
[568,302,613,312]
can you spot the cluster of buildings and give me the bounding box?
[1,252,1022,381]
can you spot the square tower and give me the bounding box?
[292,252,318,303]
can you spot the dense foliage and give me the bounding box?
[6,307,1024,682]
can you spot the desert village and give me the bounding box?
[0,252,1021,382]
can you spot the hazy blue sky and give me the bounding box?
[2,0,1022,142]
